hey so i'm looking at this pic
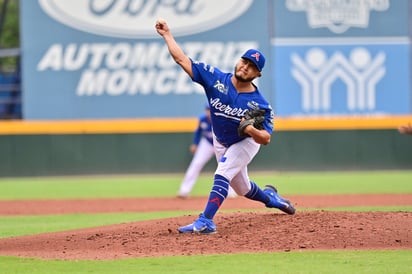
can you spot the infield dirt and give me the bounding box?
[0,194,411,260]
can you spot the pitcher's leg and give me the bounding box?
[200,140,258,219]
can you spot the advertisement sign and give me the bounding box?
[274,43,410,116]
[272,0,410,117]
[19,0,412,121]
[21,0,270,120]
[274,0,408,37]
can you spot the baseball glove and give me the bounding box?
[238,109,266,137]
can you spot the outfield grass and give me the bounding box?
[0,170,411,273]
[0,250,411,274]
[1,170,411,200]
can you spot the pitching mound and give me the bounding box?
[0,195,411,260]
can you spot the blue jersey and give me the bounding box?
[193,114,213,145]
[191,60,274,147]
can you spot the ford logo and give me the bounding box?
[38,0,254,39]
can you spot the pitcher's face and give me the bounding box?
[234,58,261,82]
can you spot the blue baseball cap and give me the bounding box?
[241,49,265,72]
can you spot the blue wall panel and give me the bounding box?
[272,0,410,117]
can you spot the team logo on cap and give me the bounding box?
[251,52,260,61]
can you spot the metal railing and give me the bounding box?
[0,69,21,119]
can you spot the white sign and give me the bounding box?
[286,0,390,33]
[38,0,254,38]
[37,41,258,96]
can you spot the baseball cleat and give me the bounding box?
[178,213,217,234]
[263,185,296,215]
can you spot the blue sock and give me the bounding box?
[203,174,229,219]
[245,181,270,204]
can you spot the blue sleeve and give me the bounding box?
[191,59,222,89]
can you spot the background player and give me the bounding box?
[178,104,237,198]
[156,18,295,235]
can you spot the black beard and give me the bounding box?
[234,73,254,83]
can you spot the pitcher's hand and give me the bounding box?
[155,18,169,36]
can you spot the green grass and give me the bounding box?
[0,170,411,200]
[255,170,412,194]
[0,175,182,200]
[0,250,411,274]
[0,170,411,273]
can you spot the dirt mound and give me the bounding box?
[0,211,411,260]
[0,194,411,260]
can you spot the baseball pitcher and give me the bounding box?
[156,18,295,235]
